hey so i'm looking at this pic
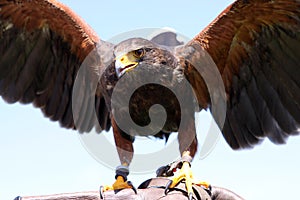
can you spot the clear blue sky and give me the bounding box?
[1,1,300,199]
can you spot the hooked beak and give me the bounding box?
[115,53,139,77]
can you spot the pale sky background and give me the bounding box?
[1,1,300,200]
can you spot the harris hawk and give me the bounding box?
[0,0,299,199]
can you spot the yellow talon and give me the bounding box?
[102,176,133,191]
[169,162,194,195]
[100,176,137,199]
[194,181,210,189]
[167,161,210,199]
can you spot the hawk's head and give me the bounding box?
[114,38,179,78]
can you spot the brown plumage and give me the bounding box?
[192,0,300,149]
[0,0,110,132]
[0,0,299,188]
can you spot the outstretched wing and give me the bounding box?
[189,0,300,149]
[0,0,111,132]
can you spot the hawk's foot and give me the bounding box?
[102,176,134,191]
[100,176,137,199]
[165,162,210,199]
[161,151,210,200]
[99,165,137,199]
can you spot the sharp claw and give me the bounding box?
[206,184,212,196]
[156,160,184,177]
[165,180,173,195]
[99,186,104,199]
[127,181,137,194]
[156,165,171,177]
[188,192,194,200]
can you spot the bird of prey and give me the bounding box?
[0,0,299,199]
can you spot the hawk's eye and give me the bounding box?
[133,48,145,58]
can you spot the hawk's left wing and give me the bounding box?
[187,0,300,149]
